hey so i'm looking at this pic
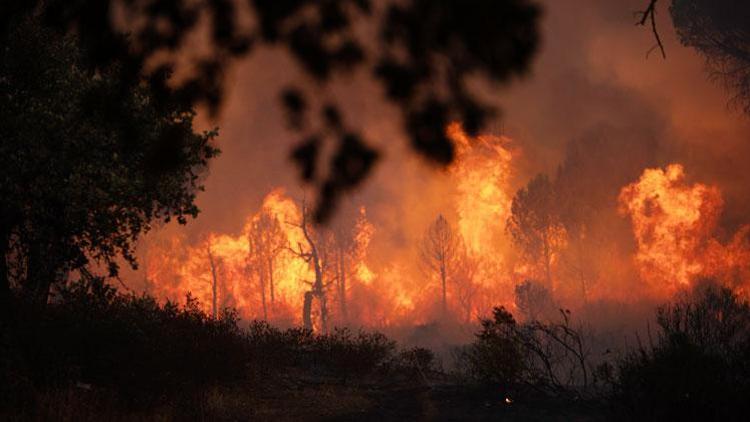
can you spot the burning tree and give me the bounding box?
[507,174,565,292]
[329,207,375,322]
[420,214,464,316]
[453,253,480,323]
[246,211,287,320]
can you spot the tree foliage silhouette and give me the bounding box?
[506,174,564,291]
[420,214,462,315]
[0,17,218,306]
[0,0,541,221]
[671,0,750,113]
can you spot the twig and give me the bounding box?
[635,0,666,59]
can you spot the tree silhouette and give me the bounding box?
[0,0,541,221]
[420,214,462,316]
[670,0,750,113]
[289,202,335,331]
[506,174,564,292]
[0,17,218,308]
[328,208,373,322]
[247,211,287,319]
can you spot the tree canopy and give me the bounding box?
[0,16,218,304]
[670,0,750,113]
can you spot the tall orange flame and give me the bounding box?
[619,164,750,296]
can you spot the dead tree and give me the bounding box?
[420,214,462,316]
[247,211,286,319]
[290,203,334,332]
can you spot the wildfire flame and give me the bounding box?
[447,122,515,260]
[619,164,750,296]
[137,131,750,329]
[139,123,522,328]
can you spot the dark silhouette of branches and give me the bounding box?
[671,0,750,114]
[507,174,564,292]
[636,0,666,59]
[0,0,541,222]
[420,214,462,316]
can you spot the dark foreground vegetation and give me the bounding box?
[2,279,750,421]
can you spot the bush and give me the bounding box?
[454,307,525,388]
[395,347,440,376]
[312,328,396,378]
[613,282,750,420]
[455,306,594,397]
[13,279,248,407]
[3,277,405,414]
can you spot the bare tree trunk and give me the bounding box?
[440,262,447,315]
[338,249,347,320]
[25,241,57,306]
[267,257,275,304]
[299,210,327,332]
[320,293,328,333]
[303,291,313,330]
[259,267,267,320]
[207,248,218,319]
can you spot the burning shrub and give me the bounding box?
[612,282,750,420]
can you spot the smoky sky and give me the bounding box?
[134,0,750,265]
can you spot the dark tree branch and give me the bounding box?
[636,0,666,59]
